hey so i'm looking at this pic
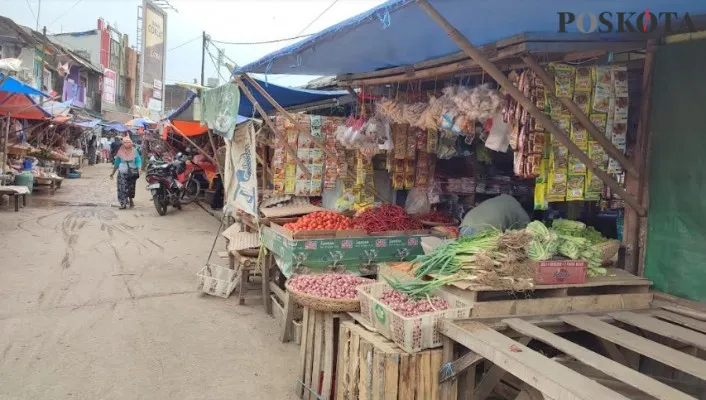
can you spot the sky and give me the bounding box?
[3,0,385,87]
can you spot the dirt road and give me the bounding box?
[0,163,298,399]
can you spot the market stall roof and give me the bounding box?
[0,73,52,98]
[0,92,53,119]
[237,77,348,116]
[102,122,132,133]
[234,0,706,77]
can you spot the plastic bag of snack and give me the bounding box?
[566,175,585,201]
[568,154,586,175]
[547,169,567,202]
[427,130,439,153]
[575,67,593,91]
[552,63,576,98]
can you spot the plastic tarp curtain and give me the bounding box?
[235,0,706,77]
[236,77,348,116]
[224,121,258,218]
[0,73,51,97]
[644,39,706,301]
[202,82,240,141]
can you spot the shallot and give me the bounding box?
[287,274,371,300]
[379,289,450,317]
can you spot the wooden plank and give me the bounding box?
[399,352,415,400]
[416,0,645,216]
[418,351,432,400]
[349,330,361,400]
[383,351,400,400]
[408,354,418,400]
[298,307,312,398]
[610,311,706,351]
[652,310,706,335]
[335,323,351,400]
[561,314,706,381]
[473,337,530,400]
[359,338,374,400]
[439,350,483,383]
[504,318,694,400]
[439,337,456,400]
[262,253,273,314]
[430,349,443,400]
[598,339,629,366]
[652,292,706,314]
[322,313,335,400]
[311,311,324,400]
[280,292,296,342]
[661,305,706,322]
[469,293,652,318]
[372,347,385,400]
[442,321,629,400]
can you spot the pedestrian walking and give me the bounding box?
[110,136,142,209]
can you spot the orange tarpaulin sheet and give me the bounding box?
[162,120,208,139]
[0,93,52,120]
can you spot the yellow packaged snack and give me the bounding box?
[552,63,576,98]
[575,67,593,91]
[573,90,592,115]
[566,175,585,201]
[589,113,607,136]
[568,154,586,175]
[547,169,567,202]
[570,119,588,149]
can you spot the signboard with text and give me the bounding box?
[141,1,166,116]
[102,68,116,104]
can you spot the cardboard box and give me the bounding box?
[534,260,588,285]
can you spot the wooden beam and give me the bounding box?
[504,318,693,400]
[438,351,483,384]
[610,311,706,351]
[206,130,223,178]
[167,122,219,167]
[416,0,646,216]
[473,337,531,400]
[660,305,706,323]
[440,336,458,400]
[652,310,706,335]
[521,54,636,177]
[624,40,656,275]
[240,74,390,203]
[561,314,706,381]
[441,321,628,399]
[233,77,311,178]
[598,339,630,367]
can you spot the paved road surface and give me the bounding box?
[0,163,298,400]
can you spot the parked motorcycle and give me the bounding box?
[145,154,187,216]
[177,154,216,205]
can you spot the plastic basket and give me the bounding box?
[357,282,473,353]
[286,277,374,312]
[196,264,238,298]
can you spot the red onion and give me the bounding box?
[288,274,370,300]
[379,290,450,317]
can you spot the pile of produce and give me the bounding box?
[379,289,450,317]
[353,204,423,233]
[287,274,371,300]
[283,211,355,233]
[525,220,607,277]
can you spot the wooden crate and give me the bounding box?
[441,268,653,318]
[336,321,443,400]
[297,309,350,400]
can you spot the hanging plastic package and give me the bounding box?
[484,113,511,152]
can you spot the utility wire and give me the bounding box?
[46,0,84,28]
[168,35,201,52]
[296,0,339,36]
[205,44,228,83]
[24,0,38,24]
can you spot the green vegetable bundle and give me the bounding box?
[413,230,501,278]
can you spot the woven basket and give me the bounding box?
[286,278,373,312]
[594,239,620,264]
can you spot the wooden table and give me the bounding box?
[0,185,29,211]
[438,305,706,400]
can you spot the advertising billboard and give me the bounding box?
[141,1,167,115]
[102,69,116,104]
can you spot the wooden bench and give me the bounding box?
[34,177,62,195]
[0,185,29,212]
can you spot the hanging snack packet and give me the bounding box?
[552,63,576,98]
[404,159,416,189]
[570,119,589,149]
[427,130,439,153]
[393,124,407,160]
[568,154,586,175]
[575,67,593,91]
[589,113,607,136]
[588,141,608,169]
[573,91,592,115]
[566,175,585,201]
[547,169,567,202]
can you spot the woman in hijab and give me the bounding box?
[110,136,142,209]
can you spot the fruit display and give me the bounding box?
[283,211,355,233]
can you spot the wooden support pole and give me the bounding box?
[2,113,10,176]
[417,0,646,217]
[521,54,637,177]
[206,130,223,179]
[167,122,220,167]
[240,74,391,203]
[623,40,655,275]
[233,77,311,178]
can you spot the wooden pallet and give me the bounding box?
[440,268,653,318]
[298,309,350,400]
[439,306,706,400]
[336,321,443,400]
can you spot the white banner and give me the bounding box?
[225,121,258,218]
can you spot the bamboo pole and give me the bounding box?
[206,130,223,179]
[521,54,637,177]
[233,77,311,178]
[2,113,10,177]
[416,0,645,217]
[167,122,219,167]
[240,74,390,203]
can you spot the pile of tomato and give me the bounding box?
[283,211,355,232]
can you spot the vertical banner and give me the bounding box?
[102,69,116,104]
[201,82,240,141]
[225,122,258,217]
[141,1,166,117]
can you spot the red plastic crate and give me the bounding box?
[534,260,588,285]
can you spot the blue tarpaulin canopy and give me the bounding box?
[0,73,51,97]
[237,77,348,116]
[235,0,706,77]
